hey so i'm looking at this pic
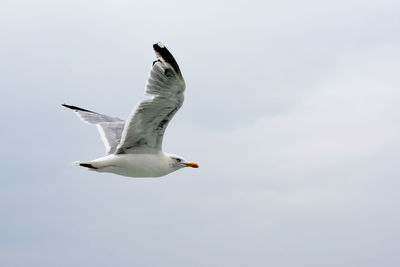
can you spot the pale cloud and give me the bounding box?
[177,42,400,175]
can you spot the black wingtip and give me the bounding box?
[62,104,95,113]
[153,42,182,76]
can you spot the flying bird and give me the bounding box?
[63,42,199,177]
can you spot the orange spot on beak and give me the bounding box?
[186,162,199,168]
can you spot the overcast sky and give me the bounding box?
[1,0,400,266]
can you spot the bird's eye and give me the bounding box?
[176,158,182,162]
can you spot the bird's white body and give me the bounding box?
[84,152,174,177]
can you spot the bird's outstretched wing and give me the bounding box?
[115,42,186,154]
[62,104,125,154]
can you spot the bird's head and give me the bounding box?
[169,154,199,170]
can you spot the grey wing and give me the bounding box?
[115,42,186,154]
[62,104,125,154]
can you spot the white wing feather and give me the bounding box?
[115,43,185,154]
[62,104,125,154]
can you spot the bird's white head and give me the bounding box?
[168,154,199,171]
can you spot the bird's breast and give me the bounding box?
[102,153,172,177]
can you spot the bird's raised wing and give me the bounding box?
[62,104,125,154]
[115,42,186,154]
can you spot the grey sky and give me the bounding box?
[1,0,400,266]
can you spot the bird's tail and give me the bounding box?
[72,161,98,170]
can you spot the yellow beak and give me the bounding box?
[185,162,199,168]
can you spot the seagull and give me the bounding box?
[63,42,199,177]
